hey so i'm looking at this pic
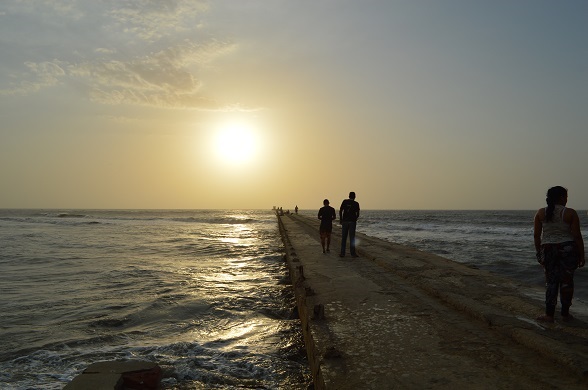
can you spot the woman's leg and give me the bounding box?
[559,243,578,317]
[543,246,560,318]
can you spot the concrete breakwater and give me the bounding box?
[278,213,588,389]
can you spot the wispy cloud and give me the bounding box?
[107,0,209,42]
[6,0,85,19]
[0,61,66,96]
[0,0,243,110]
[70,40,236,109]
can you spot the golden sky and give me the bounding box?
[1,1,587,210]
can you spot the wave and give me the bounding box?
[363,221,530,240]
[172,216,257,225]
[89,317,131,328]
[0,210,273,229]
[57,213,88,218]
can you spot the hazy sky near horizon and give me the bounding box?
[1,1,587,210]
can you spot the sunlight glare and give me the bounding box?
[215,122,258,165]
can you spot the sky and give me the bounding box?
[1,0,587,210]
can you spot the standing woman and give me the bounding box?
[534,186,586,323]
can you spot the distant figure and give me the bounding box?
[318,199,337,254]
[534,186,585,323]
[295,205,299,214]
[339,192,360,257]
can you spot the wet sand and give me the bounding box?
[278,213,588,389]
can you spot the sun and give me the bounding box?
[214,122,259,165]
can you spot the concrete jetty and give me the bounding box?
[278,213,588,389]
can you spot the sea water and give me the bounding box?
[0,210,310,389]
[3,209,588,389]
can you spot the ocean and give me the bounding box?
[0,210,310,389]
[2,209,588,389]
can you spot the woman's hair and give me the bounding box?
[545,186,568,222]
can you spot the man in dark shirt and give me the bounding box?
[339,192,360,257]
[318,199,337,253]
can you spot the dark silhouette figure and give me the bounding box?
[534,186,585,323]
[318,199,337,253]
[339,192,360,257]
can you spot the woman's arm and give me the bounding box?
[533,209,543,254]
[569,209,586,268]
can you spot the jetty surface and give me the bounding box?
[278,213,588,389]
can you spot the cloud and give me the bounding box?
[0,0,249,110]
[95,48,116,55]
[0,61,66,96]
[1,38,237,109]
[68,39,235,109]
[5,0,84,18]
[107,0,209,42]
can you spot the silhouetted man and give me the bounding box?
[318,199,337,253]
[339,192,360,257]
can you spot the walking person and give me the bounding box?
[534,186,585,323]
[339,191,360,257]
[318,199,337,253]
